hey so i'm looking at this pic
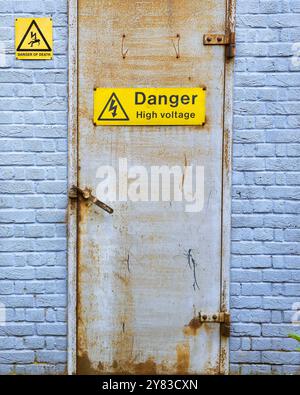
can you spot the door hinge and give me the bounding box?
[198,312,231,337]
[203,32,236,58]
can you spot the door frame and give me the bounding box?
[67,0,236,375]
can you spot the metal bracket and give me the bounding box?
[69,185,114,214]
[203,32,235,58]
[198,312,231,337]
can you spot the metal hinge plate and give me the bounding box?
[203,34,229,45]
[203,32,236,58]
[198,312,231,337]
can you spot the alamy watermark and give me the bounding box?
[291,42,300,67]
[0,302,6,326]
[291,302,300,325]
[0,42,8,67]
[95,158,205,213]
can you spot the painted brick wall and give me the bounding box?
[0,1,68,374]
[230,0,300,375]
[0,0,299,375]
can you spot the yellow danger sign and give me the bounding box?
[15,18,53,60]
[94,88,206,126]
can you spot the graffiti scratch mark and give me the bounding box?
[185,249,200,291]
[126,253,130,273]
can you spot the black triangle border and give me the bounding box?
[17,19,52,52]
[97,92,130,121]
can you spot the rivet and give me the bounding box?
[206,37,212,42]
[213,314,217,320]
[217,36,222,42]
[202,315,207,320]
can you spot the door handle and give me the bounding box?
[69,185,114,214]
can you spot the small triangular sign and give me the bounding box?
[98,92,129,121]
[17,20,52,52]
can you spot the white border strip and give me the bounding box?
[67,0,78,376]
[220,0,235,375]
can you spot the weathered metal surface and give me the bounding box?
[77,0,229,374]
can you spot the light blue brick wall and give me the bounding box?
[0,0,68,374]
[0,0,299,375]
[230,0,300,375]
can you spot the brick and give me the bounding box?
[231,270,263,282]
[35,351,67,363]
[0,324,34,336]
[263,297,299,310]
[35,295,66,308]
[23,337,45,349]
[231,351,261,363]
[240,364,272,375]
[25,309,45,322]
[0,351,34,364]
[231,296,262,309]
[262,352,300,365]
[262,324,300,337]
[232,309,271,323]
[242,284,272,296]
[36,324,67,336]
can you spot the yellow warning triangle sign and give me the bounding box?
[17,20,52,52]
[98,93,129,121]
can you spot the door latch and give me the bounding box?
[69,185,114,214]
[203,32,235,58]
[198,312,231,337]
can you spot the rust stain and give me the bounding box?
[112,360,118,369]
[181,153,188,189]
[114,272,130,286]
[204,364,221,375]
[220,346,227,375]
[183,317,201,336]
[221,281,227,312]
[134,358,157,374]
[176,343,190,374]
[77,199,104,374]
[223,128,231,174]
[77,352,104,375]
[77,356,160,375]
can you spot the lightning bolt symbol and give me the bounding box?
[109,99,118,118]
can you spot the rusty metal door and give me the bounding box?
[76,0,231,374]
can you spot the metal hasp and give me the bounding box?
[69,185,114,214]
[198,312,231,337]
